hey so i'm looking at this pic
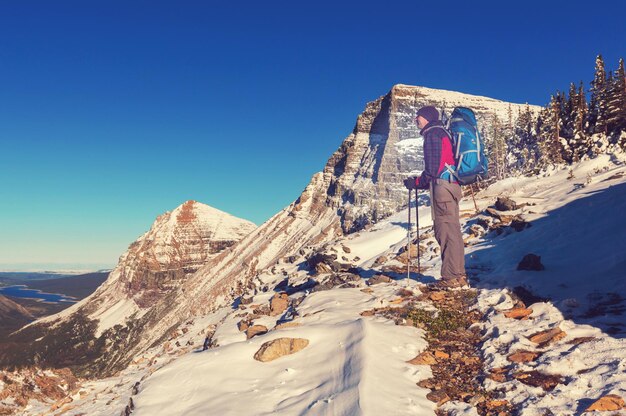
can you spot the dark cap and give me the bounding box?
[416,106,439,123]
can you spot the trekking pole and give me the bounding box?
[469,183,479,214]
[407,188,411,279]
[415,188,420,277]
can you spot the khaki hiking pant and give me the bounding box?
[430,179,465,281]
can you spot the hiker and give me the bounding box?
[403,106,467,289]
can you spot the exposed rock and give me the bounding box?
[245,325,268,339]
[269,293,290,316]
[566,336,597,345]
[367,274,392,285]
[417,378,438,389]
[486,399,510,410]
[434,350,449,359]
[510,218,531,231]
[584,394,625,412]
[507,350,542,363]
[487,367,509,383]
[373,255,388,266]
[513,371,563,391]
[517,253,545,271]
[503,307,533,319]
[306,252,337,275]
[528,327,566,347]
[237,320,250,332]
[341,246,351,253]
[429,291,446,302]
[312,273,361,292]
[513,286,549,305]
[274,321,301,330]
[240,296,253,305]
[253,337,309,362]
[426,389,450,405]
[407,351,437,365]
[495,197,517,211]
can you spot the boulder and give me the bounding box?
[517,253,545,271]
[270,293,290,316]
[507,350,542,363]
[274,321,301,330]
[246,325,268,339]
[513,370,563,391]
[495,196,517,211]
[253,337,309,362]
[407,351,437,365]
[237,320,250,332]
[426,389,450,405]
[528,327,566,346]
[429,291,446,302]
[367,274,392,285]
[373,255,388,266]
[503,307,533,319]
[584,394,625,412]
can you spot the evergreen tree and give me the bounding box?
[535,108,549,169]
[487,113,507,180]
[514,104,538,170]
[571,82,589,160]
[545,94,565,164]
[589,54,608,135]
[606,58,626,144]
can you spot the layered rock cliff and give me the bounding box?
[0,200,256,375]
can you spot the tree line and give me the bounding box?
[484,55,626,180]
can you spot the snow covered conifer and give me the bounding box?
[487,113,508,180]
[514,104,539,170]
[569,82,590,161]
[606,58,626,146]
[589,54,608,136]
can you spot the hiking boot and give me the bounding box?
[429,276,469,290]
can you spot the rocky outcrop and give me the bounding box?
[253,337,309,362]
[321,85,539,233]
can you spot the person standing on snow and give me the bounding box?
[403,106,467,289]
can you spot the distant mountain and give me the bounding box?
[24,271,109,299]
[0,200,256,376]
[0,294,34,338]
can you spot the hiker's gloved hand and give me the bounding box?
[415,175,429,190]
[403,177,418,190]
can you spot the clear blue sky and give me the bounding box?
[1,0,625,270]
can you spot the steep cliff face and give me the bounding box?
[323,84,536,233]
[0,85,536,378]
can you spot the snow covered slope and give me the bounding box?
[27,151,625,416]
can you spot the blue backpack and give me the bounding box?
[443,107,488,185]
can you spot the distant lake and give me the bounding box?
[0,285,77,303]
